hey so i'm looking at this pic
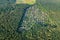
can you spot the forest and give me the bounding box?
[0,0,60,40]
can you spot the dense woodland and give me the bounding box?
[0,0,60,40]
